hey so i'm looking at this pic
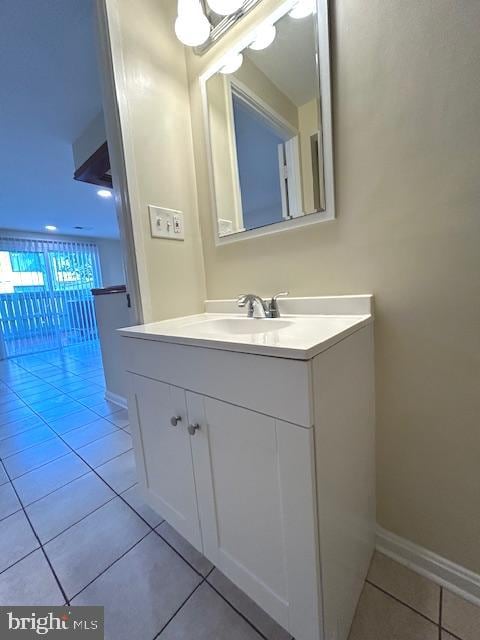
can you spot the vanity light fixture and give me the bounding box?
[288,0,315,19]
[220,52,244,74]
[206,0,244,16]
[175,0,211,47]
[249,24,276,50]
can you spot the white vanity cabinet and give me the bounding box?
[128,375,202,548]
[121,307,375,640]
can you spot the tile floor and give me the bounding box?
[1,342,479,639]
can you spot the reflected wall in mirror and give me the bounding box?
[202,0,333,240]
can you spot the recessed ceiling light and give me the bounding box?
[45,225,57,231]
[97,189,112,199]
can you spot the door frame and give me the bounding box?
[226,76,304,228]
[95,0,146,325]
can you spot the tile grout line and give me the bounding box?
[2,352,279,640]
[4,366,219,584]
[29,493,120,548]
[0,546,40,579]
[0,457,70,605]
[152,565,278,640]
[0,366,161,602]
[0,433,65,461]
[2,426,132,483]
[151,571,212,640]
[365,579,440,627]
[3,356,111,423]
[439,587,443,640]
[4,369,103,398]
[34,367,111,407]
[4,360,105,415]
[206,578,274,640]
[0,420,57,445]
[69,530,153,602]
[440,629,463,640]
[6,451,75,482]
[0,501,23,525]
[0,410,208,614]
[5,371,212,586]
[19,469,129,511]
[152,526,218,579]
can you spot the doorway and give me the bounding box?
[229,84,303,231]
[0,236,102,358]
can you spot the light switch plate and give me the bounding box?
[149,205,185,241]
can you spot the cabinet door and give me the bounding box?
[187,392,321,638]
[128,374,202,549]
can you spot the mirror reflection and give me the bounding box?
[205,5,325,237]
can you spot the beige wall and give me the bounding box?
[99,0,206,323]
[187,0,480,573]
[234,56,299,128]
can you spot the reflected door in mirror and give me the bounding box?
[204,5,327,238]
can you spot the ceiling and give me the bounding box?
[0,0,118,239]
[246,12,318,107]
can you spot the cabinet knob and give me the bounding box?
[188,423,200,436]
[170,415,182,427]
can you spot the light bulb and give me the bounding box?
[289,0,315,19]
[249,25,276,51]
[207,0,244,16]
[175,13,210,46]
[220,53,243,74]
[175,0,210,47]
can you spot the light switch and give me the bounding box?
[173,213,184,236]
[149,205,185,241]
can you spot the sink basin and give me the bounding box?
[119,303,373,359]
[192,317,293,336]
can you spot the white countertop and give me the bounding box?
[118,296,373,360]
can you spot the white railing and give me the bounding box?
[0,236,102,358]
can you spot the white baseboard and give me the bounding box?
[104,389,127,409]
[376,526,480,606]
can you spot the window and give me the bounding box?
[0,251,45,293]
[0,237,103,357]
[48,252,97,290]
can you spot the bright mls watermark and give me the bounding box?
[0,607,104,638]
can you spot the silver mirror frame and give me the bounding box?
[200,0,335,245]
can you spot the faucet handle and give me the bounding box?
[272,291,289,302]
[269,291,289,318]
[237,294,250,307]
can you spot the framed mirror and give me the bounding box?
[200,0,334,243]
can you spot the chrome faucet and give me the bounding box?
[237,294,268,318]
[237,292,289,318]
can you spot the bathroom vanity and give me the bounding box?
[119,296,375,640]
